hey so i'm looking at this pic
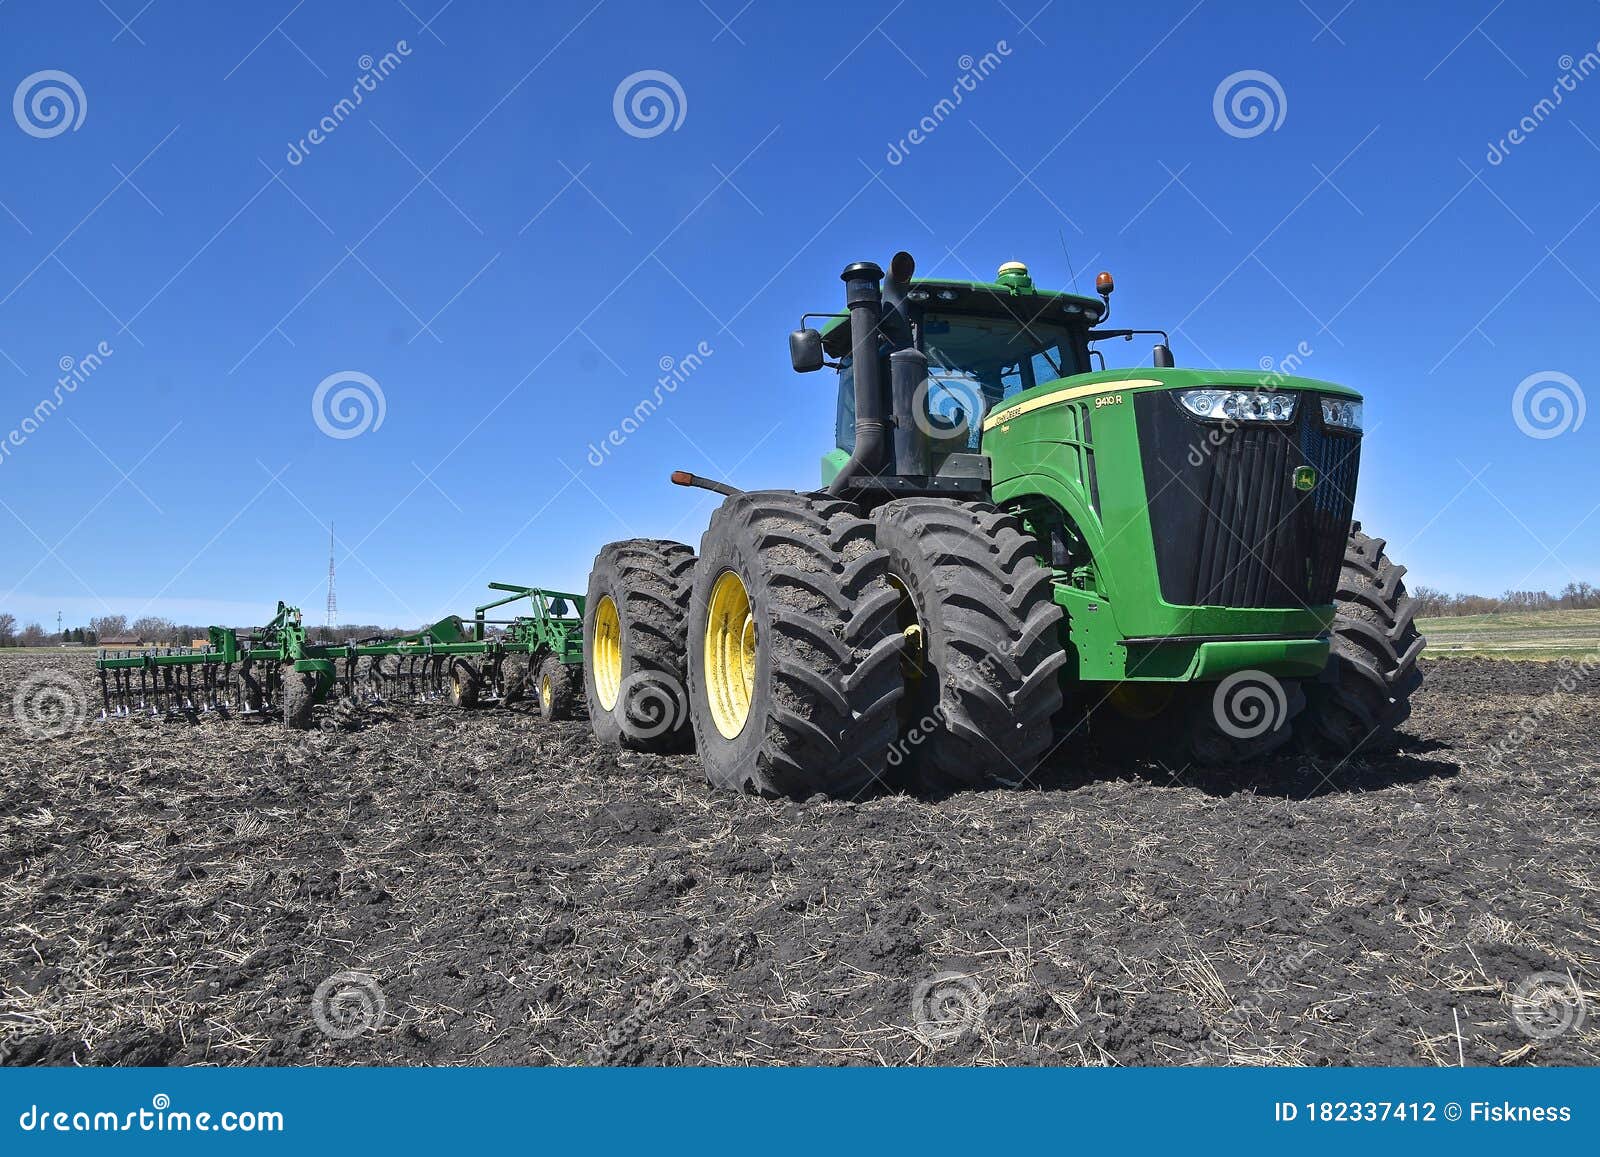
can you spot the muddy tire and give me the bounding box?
[537,655,582,721]
[501,654,530,705]
[687,490,903,798]
[241,660,267,713]
[1298,524,1426,754]
[584,539,697,751]
[1187,675,1306,764]
[449,657,481,710]
[870,498,1067,790]
[280,663,318,729]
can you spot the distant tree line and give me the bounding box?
[0,613,407,648]
[1410,582,1600,618]
[10,582,1591,646]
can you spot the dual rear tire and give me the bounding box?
[585,493,1069,797]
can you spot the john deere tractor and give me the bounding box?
[583,253,1424,796]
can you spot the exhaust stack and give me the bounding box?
[826,261,889,495]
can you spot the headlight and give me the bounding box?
[1177,389,1298,422]
[1320,398,1363,431]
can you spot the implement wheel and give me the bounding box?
[449,658,481,710]
[537,655,582,721]
[502,654,530,705]
[1297,523,1426,754]
[280,662,318,730]
[871,499,1067,790]
[687,491,903,798]
[584,538,696,751]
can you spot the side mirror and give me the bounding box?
[1153,343,1174,368]
[789,328,825,373]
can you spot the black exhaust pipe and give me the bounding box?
[889,347,929,478]
[826,261,888,495]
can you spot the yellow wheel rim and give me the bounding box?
[592,595,622,711]
[705,569,756,739]
[540,674,553,710]
[887,575,926,682]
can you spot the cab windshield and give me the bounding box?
[835,312,1088,452]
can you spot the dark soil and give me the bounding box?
[1,652,1596,1066]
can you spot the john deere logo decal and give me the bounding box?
[1293,466,1317,491]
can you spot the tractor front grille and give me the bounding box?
[1134,391,1359,609]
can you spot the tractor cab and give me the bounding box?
[817,262,1102,455]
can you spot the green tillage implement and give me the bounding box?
[94,583,585,728]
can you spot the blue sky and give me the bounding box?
[1,0,1596,629]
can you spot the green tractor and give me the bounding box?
[582,253,1424,796]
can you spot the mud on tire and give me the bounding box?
[1298,523,1426,754]
[280,662,318,730]
[1186,675,1306,764]
[687,490,903,799]
[584,538,696,751]
[501,654,530,705]
[871,498,1066,790]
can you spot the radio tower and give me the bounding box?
[325,523,338,630]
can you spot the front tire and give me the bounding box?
[584,539,696,751]
[1298,524,1426,754]
[870,499,1066,790]
[687,491,903,798]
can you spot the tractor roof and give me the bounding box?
[819,266,1105,357]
